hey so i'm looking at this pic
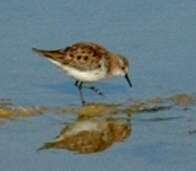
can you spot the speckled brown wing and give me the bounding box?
[33,42,111,71]
[62,42,111,71]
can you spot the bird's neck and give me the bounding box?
[107,54,121,77]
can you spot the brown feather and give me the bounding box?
[33,42,111,71]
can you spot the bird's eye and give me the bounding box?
[121,66,125,70]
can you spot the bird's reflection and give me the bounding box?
[39,103,132,154]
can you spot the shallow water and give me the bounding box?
[0,0,196,171]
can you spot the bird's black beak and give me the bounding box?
[125,74,132,88]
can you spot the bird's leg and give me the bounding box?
[74,80,79,87]
[75,81,104,96]
[74,81,85,105]
[78,82,85,105]
[85,86,104,96]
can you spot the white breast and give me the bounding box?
[48,59,107,82]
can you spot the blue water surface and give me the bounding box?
[0,0,196,171]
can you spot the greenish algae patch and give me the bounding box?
[0,93,195,122]
[0,106,48,121]
[0,108,13,119]
[168,94,196,108]
[78,103,119,118]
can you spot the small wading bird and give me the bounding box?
[32,42,132,105]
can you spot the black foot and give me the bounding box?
[88,86,104,96]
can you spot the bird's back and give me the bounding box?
[33,42,110,71]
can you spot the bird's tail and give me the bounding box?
[32,48,64,61]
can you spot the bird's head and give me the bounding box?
[110,54,132,88]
